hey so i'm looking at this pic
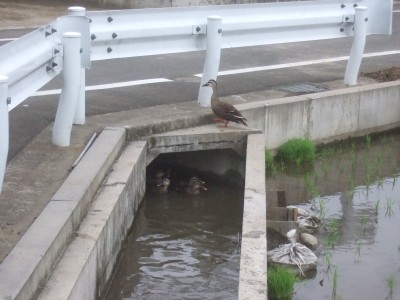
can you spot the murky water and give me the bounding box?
[266,131,400,300]
[104,181,243,300]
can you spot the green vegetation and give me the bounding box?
[267,132,400,299]
[304,172,319,199]
[277,138,316,165]
[265,148,277,177]
[267,266,297,300]
[386,273,396,299]
[374,199,381,215]
[332,267,340,300]
[365,134,372,149]
[325,219,340,249]
[386,197,396,217]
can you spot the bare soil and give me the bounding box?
[363,67,400,82]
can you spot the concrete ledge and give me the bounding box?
[0,127,126,300]
[37,141,147,300]
[147,123,260,164]
[238,134,267,299]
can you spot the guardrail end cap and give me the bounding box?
[69,6,86,11]
[0,75,8,83]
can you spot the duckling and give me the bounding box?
[149,177,171,194]
[202,79,248,127]
[174,176,207,196]
[147,168,171,194]
[185,176,207,195]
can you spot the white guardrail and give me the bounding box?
[0,0,393,192]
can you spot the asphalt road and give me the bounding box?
[2,5,400,161]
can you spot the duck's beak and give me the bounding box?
[202,83,208,87]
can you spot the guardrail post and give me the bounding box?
[52,32,82,147]
[69,7,86,125]
[198,16,222,107]
[344,6,368,85]
[0,75,8,193]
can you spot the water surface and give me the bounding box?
[104,181,243,300]
[267,132,400,300]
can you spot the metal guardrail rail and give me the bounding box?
[0,0,393,192]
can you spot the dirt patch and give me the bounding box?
[363,67,400,82]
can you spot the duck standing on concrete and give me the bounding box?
[202,79,248,127]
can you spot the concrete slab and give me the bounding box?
[0,123,98,264]
[147,123,260,163]
[0,127,126,300]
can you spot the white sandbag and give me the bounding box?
[267,229,318,275]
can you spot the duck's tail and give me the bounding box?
[237,116,248,126]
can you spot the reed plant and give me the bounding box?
[374,199,381,215]
[324,250,332,272]
[364,165,373,193]
[332,267,340,300]
[359,215,368,234]
[324,219,340,249]
[321,158,330,177]
[316,198,328,220]
[267,266,297,300]
[304,172,319,199]
[386,197,396,217]
[386,273,396,299]
[354,235,363,258]
[365,134,371,149]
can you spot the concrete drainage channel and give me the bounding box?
[0,80,399,300]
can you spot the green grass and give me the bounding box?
[277,138,316,165]
[267,266,297,300]
[265,148,277,176]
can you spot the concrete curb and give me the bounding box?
[0,127,126,300]
[38,141,147,300]
[238,134,267,299]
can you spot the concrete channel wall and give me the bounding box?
[238,81,400,151]
[0,81,399,299]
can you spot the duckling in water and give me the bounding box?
[149,177,171,194]
[147,168,171,194]
[174,176,207,196]
[202,79,248,127]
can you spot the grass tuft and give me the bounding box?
[278,138,316,165]
[267,266,297,300]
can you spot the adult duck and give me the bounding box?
[202,79,248,127]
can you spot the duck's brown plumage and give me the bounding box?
[202,79,247,127]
